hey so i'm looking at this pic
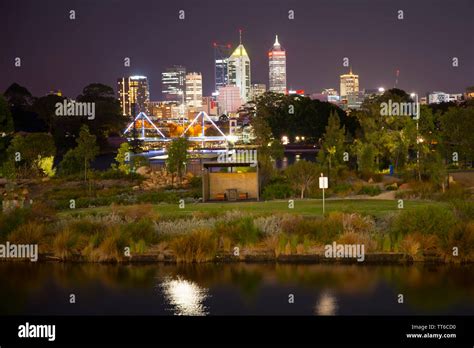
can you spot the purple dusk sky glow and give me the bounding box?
[1,0,473,99]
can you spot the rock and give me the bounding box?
[132,186,140,191]
[136,166,151,176]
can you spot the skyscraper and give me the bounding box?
[185,72,203,108]
[227,30,251,103]
[214,43,232,93]
[268,35,286,94]
[162,65,186,105]
[250,83,267,100]
[217,85,243,114]
[339,67,359,98]
[117,76,150,116]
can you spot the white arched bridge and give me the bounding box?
[123,111,236,143]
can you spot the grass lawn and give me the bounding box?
[62,199,451,219]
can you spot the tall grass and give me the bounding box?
[170,229,217,263]
[439,222,474,262]
[53,229,78,260]
[8,222,46,244]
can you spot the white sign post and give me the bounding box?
[319,173,328,215]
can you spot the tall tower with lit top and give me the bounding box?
[268,35,287,94]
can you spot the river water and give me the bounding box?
[0,263,472,316]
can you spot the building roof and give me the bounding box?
[230,44,249,58]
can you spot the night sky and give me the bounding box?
[1,0,473,100]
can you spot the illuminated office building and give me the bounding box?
[185,72,203,108]
[162,65,186,105]
[227,31,251,103]
[268,35,286,94]
[117,76,150,116]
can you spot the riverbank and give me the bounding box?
[2,251,416,264]
[0,199,472,264]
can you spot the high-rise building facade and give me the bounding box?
[117,76,150,116]
[217,85,243,114]
[202,96,218,116]
[162,65,186,105]
[214,43,232,93]
[268,35,286,94]
[185,72,203,108]
[339,68,359,98]
[227,32,251,103]
[250,83,267,100]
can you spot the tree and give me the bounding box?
[250,115,284,189]
[0,94,14,166]
[115,142,132,174]
[255,92,358,143]
[4,133,56,178]
[32,94,65,134]
[285,160,319,199]
[4,83,45,132]
[318,111,346,182]
[75,125,99,181]
[0,94,13,134]
[166,137,188,185]
[352,88,419,176]
[355,141,377,177]
[440,106,474,165]
[76,83,125,149]
[58,149,82,176]
[59,125,99,180]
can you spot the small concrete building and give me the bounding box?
[202,162,259,202]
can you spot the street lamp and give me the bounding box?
[378,87,385,93]
[410,92,421,181]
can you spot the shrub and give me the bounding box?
[318,212,344,243]
[214,217,262,245]
[188,176,202,189]
[170,229,217,263]
[122,218,157,244]
[332,183,354,196]
[396,181,436,200]
[385,183,398,191]
[136,191,179,204]
[358,185,382,196]
[342,213,375,234]
[94,168,143,181]
[438,184,470,201]
[67,219,108,236]
[450,200,474,221]
[390,206,457,243]
[0,209,32,241]
[156,218,215,237]
[262,182,293,200]
[254,215,283,235]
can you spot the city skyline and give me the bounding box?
[1,0,473,100]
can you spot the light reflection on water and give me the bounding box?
[0,263,473,315]
[315,291,338,316]
[160,276,209,316]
